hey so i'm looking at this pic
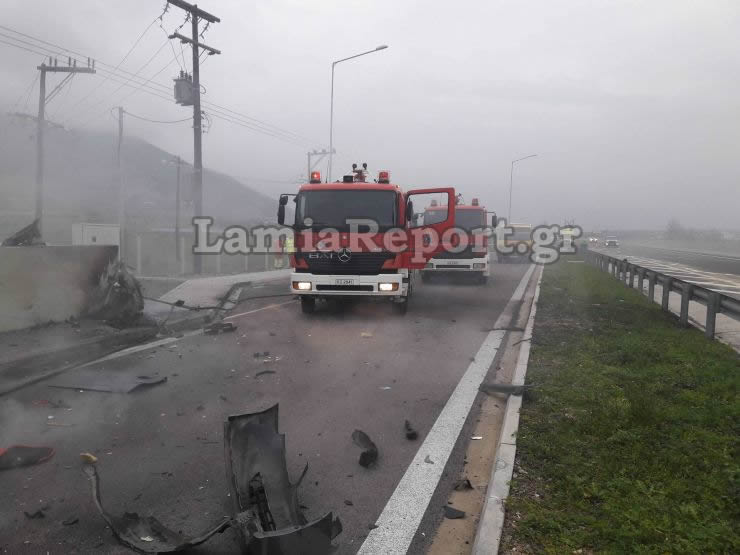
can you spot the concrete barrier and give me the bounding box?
[0,246,118,332]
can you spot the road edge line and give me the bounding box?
[472,264,544,555]
[358,264,537,555]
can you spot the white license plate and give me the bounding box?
[335,279,356,285]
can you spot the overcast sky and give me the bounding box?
[2,0,739,230]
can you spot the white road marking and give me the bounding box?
[358,264,536,555]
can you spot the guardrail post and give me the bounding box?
[705,292,720,339]
[637,269,644,293]
[680,282,692,326]
[627,264,633,288]
[648,271,655,302]
[661,277,672,311]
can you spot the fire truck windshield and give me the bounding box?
[424,208,484,231]
[295,190,397,231]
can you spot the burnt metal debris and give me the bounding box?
[1,219,45,246]
[352,430,379,468]
[84,404,341,554]
[85,261,145,327]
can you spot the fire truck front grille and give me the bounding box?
[316,284,374,292]
[436,264,471,269]
[434,247,486,259]
[297,252,396,275]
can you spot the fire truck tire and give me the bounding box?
[394,287,411,315]
[300,297,316,314]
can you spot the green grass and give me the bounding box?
[501,257,740,554]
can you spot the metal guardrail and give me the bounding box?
[585,249,740,339]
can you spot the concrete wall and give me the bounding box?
[0,246,118,333]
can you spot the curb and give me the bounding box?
[0,326,158,396]
[472,264,544,554]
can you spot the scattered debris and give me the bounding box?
[49,371,167,394]
[352,430,379,468]
[368,524,379,530]
[204,322,237,335]
[404,420,418,441]
[360,332,373,338]
[62,517,79,526]
[379,386,392,390]
[255,370,276,378]
[443,506,465,519]
[85,404,342,553]
[424,455,435,464]
[196,404,205,412]
[344,500,354,506]
[471,436,483,440]
[24,509,46,519]
[80,452,98,464]
[219,395,228,402]
[479,382,530,396]
[453,478,473,491]
[85,261,145,328]
[1,218,44,246]
[0,446,55,471]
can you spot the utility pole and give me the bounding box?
[35,57,95,238]
[175,156,181,261]
[306,148,335,180]
[167,0,220,274]
[116,107,125,260]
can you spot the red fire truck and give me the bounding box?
[277,165,456,314]
[420,196,496,284]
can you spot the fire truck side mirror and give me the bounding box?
[490,212,498,228]
[277,195,289,225]
[406,199,414,221]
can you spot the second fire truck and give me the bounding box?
[421,196,496,284]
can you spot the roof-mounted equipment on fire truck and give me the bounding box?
[378,170,390,184]
[472,198,479,206]
[310,171,321,184]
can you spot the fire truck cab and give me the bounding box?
[277,165,456,314]
[421,197,495,284]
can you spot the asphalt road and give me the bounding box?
[592,244,740,300]
[0,263,530,554]
[615,243,740,275]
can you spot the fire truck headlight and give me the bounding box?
[292,281,311,290]
[378,282,398,292]
[473,263,486,269]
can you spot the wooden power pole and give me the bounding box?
[167,0,220,274]
[35,57,95,238]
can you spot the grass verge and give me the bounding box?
[500,257,739,554]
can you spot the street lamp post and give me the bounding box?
[508,154,537,223]
[328,45,388,182]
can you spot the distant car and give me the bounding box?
[605,236,619,247]
[588,237,598,244]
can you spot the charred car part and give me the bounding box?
[84,404,341,554]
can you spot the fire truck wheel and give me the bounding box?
[300,297,316,314]
[394,287,411,315]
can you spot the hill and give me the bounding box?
[0,113,276,244]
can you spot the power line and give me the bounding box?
[12,69,40,111]
[123,109,190,124]
[61,15,160,118]
[0,25,316,145]
[75,39,170,126]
